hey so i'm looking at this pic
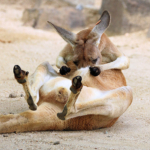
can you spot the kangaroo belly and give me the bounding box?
[99,69,127,89]
[81,69,127,91]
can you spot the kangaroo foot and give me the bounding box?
[13,65,29,84]
[13,65,37,111]
[70,76,83,94]
[57,76,83,120]
[27,94,37,111]
[57,105,67,120]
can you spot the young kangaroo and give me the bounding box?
[48,11,129,76]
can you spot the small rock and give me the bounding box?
[9,112,14,114]
[20,94,24,97]
[9,93,17,98]
[53,141,60,145]
[103,131,108,134]
[76,4,83,10]
[3,134,8,137]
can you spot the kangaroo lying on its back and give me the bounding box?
[0,11,132,133]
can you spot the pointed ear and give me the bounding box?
[88,11,110,45]
[47,21,77,47]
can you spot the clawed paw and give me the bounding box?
[60,66,71,75]
[89,67,101,76]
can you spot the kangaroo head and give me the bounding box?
[48,11,110,69]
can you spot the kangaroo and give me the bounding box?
[0,11,132,133]
[0,62,132,133]
[47,11,129,76]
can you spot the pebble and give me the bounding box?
[9,112,14,114]
[9,93,17,98]
[3,134,8,137]
[20,94,24,97]
[76,4,83,10]
[53,141,60,145]
[103,131,108,134]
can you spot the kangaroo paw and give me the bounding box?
[59,66,71,75]
[89,67,101,76]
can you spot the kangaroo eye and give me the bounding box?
[92,58,97,64]
[73,61,79,66]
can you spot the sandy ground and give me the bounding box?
[0,4,150,150]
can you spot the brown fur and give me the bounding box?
[56,29,121,70]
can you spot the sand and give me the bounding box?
[0,4,150,150]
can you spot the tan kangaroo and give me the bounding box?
[0,61,132,133]
[47,11,130,76]
[0,11,133,133]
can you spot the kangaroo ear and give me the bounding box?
[88,11,110,45]
[48,21,77,47]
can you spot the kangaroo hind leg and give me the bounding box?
[57,75,133,121]
[0,103,65,133]
[57,76,83,120]
[13,62,58,110]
